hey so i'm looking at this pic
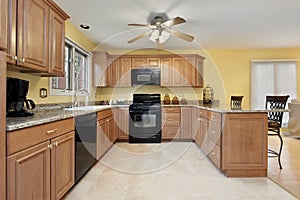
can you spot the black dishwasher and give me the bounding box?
[75,112,97,183]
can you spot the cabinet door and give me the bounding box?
[17,0,49,71]
[6,0,17,64]
[97,119,109,159]
[160,57,172,86]
[49,8,65,76]
[118,57,131,87]
[117,108,129,140]
[93,51,108,87]
[7,141,51,200]
[0,0,7,50]
[181,107,193,139]
[195,57,204,87]
[51,132,75,200]
[146,57,160,67]
[0,51,5,200]
[173,58,184,86]
[107,58,119,87]
[132,57,146,69]
[183,57,196,86]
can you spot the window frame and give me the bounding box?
[49,37,92,96]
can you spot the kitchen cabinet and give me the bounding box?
[0,0,7,50]
[7,0,69,75]
[117,107,129,140]
[7,118,75,200]
[131,57,146,69]
[97,109,117,159]
[0,50,6,200]
[106,57,132,87]
[92,51,109,87]
[160,57,173,86]
[162,107,181,140]
[180,107,193,140]
[106,56,119,87]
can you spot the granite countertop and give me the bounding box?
[6,102,268,132]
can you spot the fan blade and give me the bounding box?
[168,29,194,42]
[127,31,152,43]
[162,16,186,27]
[128,23,149,27]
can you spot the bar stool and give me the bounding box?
[266,95,290,169]
[230,96,243,110]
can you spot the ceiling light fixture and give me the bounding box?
[149,29,171,44]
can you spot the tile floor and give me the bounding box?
[64,142,297,200]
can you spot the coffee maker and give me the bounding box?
[6,77,35,117]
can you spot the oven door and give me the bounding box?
[129,106,161,140]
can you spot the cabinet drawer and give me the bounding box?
[163,113,180,126]
[162,127,180,139]
[97,108,112,120]
[208,141,221,168]
[7,118,74,155]
[163,107,180,113]
[209,111,222,123]
[208,121,221,146]
[198,109,209,119]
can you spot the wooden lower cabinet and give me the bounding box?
[180,107,193,140]
[162,107,181,140]
[117,107,129,140]
[97,109,117,160]
[7,131,75,200]
[51,132,75,200]
[193,108,268,177]
[7,118,75,200]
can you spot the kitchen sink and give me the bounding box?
[63,105,109,111]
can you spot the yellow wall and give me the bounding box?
[207,48,300,108]
[7,21,97,104]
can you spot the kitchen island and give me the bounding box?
[6,103,268,178]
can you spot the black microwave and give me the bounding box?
[131,68,161,86]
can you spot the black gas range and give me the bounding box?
[129,94,161,143]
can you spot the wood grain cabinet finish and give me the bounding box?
[193,108,209,153]
[0,0,7,50]
[7,119,75,200]
[97,109,117,159]
[162,107,181,140]
[117,107,129,140]
[7,0,69,75]
[180,107,193,140]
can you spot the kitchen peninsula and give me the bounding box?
[6,103,268,182]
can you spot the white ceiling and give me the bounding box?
[54,0,300,50]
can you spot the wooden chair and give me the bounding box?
[265,95,290,169]
[230,96,243,110]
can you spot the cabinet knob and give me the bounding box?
[19,58,26,63]
[46,128,58,134]
[53,142,58,147]
[11,56,18,61]
[47,144,53,149]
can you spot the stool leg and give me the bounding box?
[277,129,283,169]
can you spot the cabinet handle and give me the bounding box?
[47,144,53,149]
[11,56,18,61]
[167,131,174,134]
[198,118,201,120]
[53,142,58,147]
[211,151,215,155]
[19,58,26,63]
[167,109,174,111]
[212,131,216,134]
[167,119,174,121]
[46,128,58,134]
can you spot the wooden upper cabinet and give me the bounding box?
[161,57,173,86]
[49,8,66,76]
[7,0,69,75]
[107,57,119,87]
[0,0,7,50]
[118,57,131,87]
[146,57,160,68]
[131,57,146,69]
[93,51,109,87]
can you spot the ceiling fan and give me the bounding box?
[127,15,194,46]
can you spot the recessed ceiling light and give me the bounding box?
[80,24,90,30]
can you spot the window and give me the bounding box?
[50,38,91,95]
[251,59,297,125]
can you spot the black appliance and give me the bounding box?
[75,112,97,183]
[131,68,160,86]
[6,77,35,117]
[129,94,162,143]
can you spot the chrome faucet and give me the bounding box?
[73,89,89,107]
